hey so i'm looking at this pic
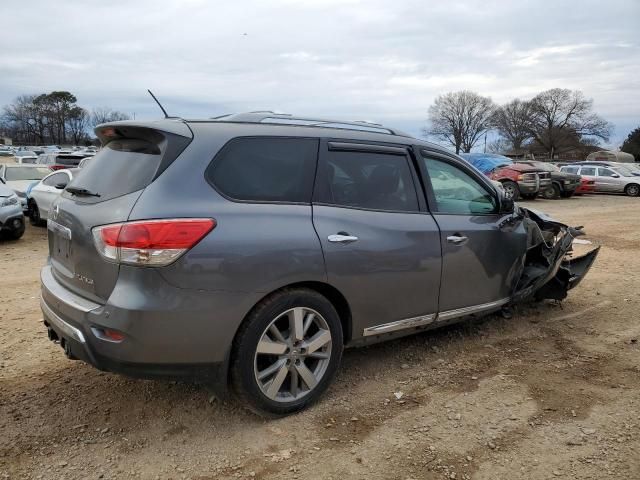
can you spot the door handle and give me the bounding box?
[328,234,359,244]
[446,235,468,245]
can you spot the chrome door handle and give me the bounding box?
[328,234,359,244]
[447,235,468,245]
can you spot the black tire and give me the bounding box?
[624,184,640,197]
[542,183,561,200]
[230,288,343,417]
[5,219,25,240]
[501,181,520,201]
[29,201,44,226]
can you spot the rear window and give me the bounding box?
[5,166,51,181]
[206,137,318,203]
[66,138,163,202]
[55,155,84,166]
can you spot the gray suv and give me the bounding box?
[41,112,599,415]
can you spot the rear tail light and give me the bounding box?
[92,218,215,266]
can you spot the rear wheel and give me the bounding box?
[542,183,561,200]
[501,181,520,200]
[5,218,25,240]
[230,289,343,417]
[624,184,640,197]
[29,201,45,226]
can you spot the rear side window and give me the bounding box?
[316,149,419,212]
[580,167,596,176]
[562,166,578,174]
[206,137,318,203]
[55,155,82,166]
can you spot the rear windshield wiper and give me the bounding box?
[65,186,101,197]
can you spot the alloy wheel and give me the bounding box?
[254,307,332,403]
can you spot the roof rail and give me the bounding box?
[210,112,411,137]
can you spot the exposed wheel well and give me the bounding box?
[248,282,353,344]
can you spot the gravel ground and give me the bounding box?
[1,194,639,479]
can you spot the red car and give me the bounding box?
[575,177,595,195]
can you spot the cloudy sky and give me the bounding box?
[2,0,639,148]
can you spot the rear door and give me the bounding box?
[312,141,441,338]
[47,124,192,303]
[596,167,623,192]
[37,171,70,218]
[578,166,598,190]
[418,150,527,313]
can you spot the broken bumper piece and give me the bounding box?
[513,207,600,302]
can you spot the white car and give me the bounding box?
[0,164,52,212]
[28,169,78,225]
[13,150,39,164]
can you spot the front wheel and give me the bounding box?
[29,201,45,226]
[230,289,343,417]
[501,181,520,201]
[542,184,561,200]
[624,184,640,197]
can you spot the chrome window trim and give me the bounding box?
[362,298,510,337]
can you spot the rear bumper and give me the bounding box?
[39,264,259,390]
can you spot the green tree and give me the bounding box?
[621,127,640,162]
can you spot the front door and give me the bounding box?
[312,141,441,339]
[418,151,528,314]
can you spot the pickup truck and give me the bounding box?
[459,153,551,200]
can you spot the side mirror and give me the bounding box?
[54,182,67,190]
[499,190,515,214]
[611,174,620,178]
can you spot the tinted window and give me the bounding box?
[66,138,164,202]
[43,172,69,187]
[317,149,418,212]
[580,167,596,176]
[423,157,497,215]
[55,155,83,166]
[207,137,318,203]
[562,166,579,174]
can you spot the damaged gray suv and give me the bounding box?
[41,112,599,416]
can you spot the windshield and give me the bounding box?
[534,162,559,172]
[5,166,51,181]
[612,166,635,177]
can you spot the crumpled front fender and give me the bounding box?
[511,207,600,302]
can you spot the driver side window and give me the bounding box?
[423,156,498,215]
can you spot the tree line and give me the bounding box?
[425,88,614,159]
[0,91,130,146]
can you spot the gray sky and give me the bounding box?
[2,0,639,148]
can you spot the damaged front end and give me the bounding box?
[512,207,600,302]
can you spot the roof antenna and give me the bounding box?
[147,89,169,118]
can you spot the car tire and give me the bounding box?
[5,219,25,240]
[230,288,343,417]
[542,183,561,200]
[29,201,45,227]
[501,181,520,200]
[624,184,640,197]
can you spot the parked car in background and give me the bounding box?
[515,160,581,199]
[40,113,599,416]
[37,152,88,170]
[28,168,78,225]
[78,157,92,168]
[560,165,640,196]
[574,177,596,195]
[0,164,52,211]
[0,178,25,239]
[459,153,551,200]
[14,150,39,164]
[575,161,640,177]
[0,146,14,157]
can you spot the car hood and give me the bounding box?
[504,164,541,173]
[0,183,16,197]
[5,179,38,193]
[512,207,600,302]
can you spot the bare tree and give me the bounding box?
[91,107,130,128]
[492,99,533,151]
[487,138,512,155]
[528,88,612,159]
[66,107,90,145]
[424,91,495,154]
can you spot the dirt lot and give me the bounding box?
[1,194,638,480]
